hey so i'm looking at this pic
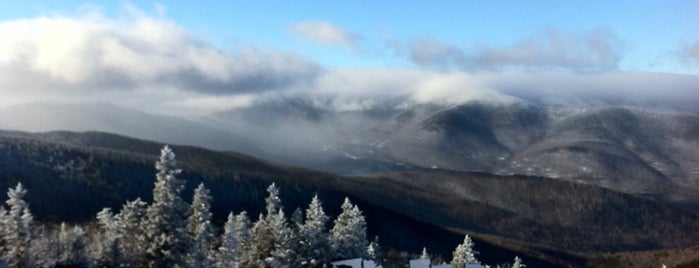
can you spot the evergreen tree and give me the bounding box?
[249,183,288,267]
[250,215,271,267]
[57,223,71,265]
[29,225,57,268]
[2,183,34,268]
[329,198,368,261]
[95,208,123,267]
[217,212,239,268]
[144,145,192,268]
[298,195,329,267]
[187,183,216,268]
[511,256,525,268]
[116,198,148,267]
[68,225,91,267]
[365,241,378,263]
[264,183,282,216]
[452,235,478,268]
[420,247,429,259]
[233,212,252,267]
[55,223,90,267]
[367,236,382,264]
[270,208,295,267]
[285,208,305,266]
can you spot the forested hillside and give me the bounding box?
[1,130,698,267]
[0,146,385,267]
[0,130,555,266]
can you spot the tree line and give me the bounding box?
[0,145,527,268]
[0,146,378,267]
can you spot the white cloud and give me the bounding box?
[407,28,625,72]
[279,69,699,112]
[290,21,360,49]
[1,7,695,117]
[310,69,512,107]
[0,11,320,95]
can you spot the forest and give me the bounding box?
[0,145,380,267]
[0,146,512,268]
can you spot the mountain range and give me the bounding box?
[1,129,699,267]
[2,101,698,210]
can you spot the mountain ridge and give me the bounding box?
[2,101,699,208]
[1,129,698,267]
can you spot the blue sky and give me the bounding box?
[0,1,698,114]
[2,1,698,73]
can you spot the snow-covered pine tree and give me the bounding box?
[367,236,382,264]
[329,198,368,261]
[250,215,272,267]
[143,145,192,268]
[55,223,90,267]
[511,256,525,268]
[249,183,287,267]
[299,194,329,267]
[67,225,90,267]
[288,206,305,267]
[95,208,123,267]
[57,223,70,265]
[216,212,239,268]
[265,183,282,216]
[31,228,59,268]
[365,241,378,264]
[234,211,252,267]
[270,208,296,267]
[187,183,216,268]
[452,235,478,268]
[234,211,253,267]
[116,198,148,266]
[2,183,34,268]
[287,208,306,266]
[420,247,429,259]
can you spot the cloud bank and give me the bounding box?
[291,69,699,111]
[408,28,624,72]
[0,9,696,115]
[0,12,320,95]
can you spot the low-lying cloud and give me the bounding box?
[209,67,696,115]
[0,12,320,95]
[408,28,624,72]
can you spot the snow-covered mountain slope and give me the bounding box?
[2,100,699,208]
